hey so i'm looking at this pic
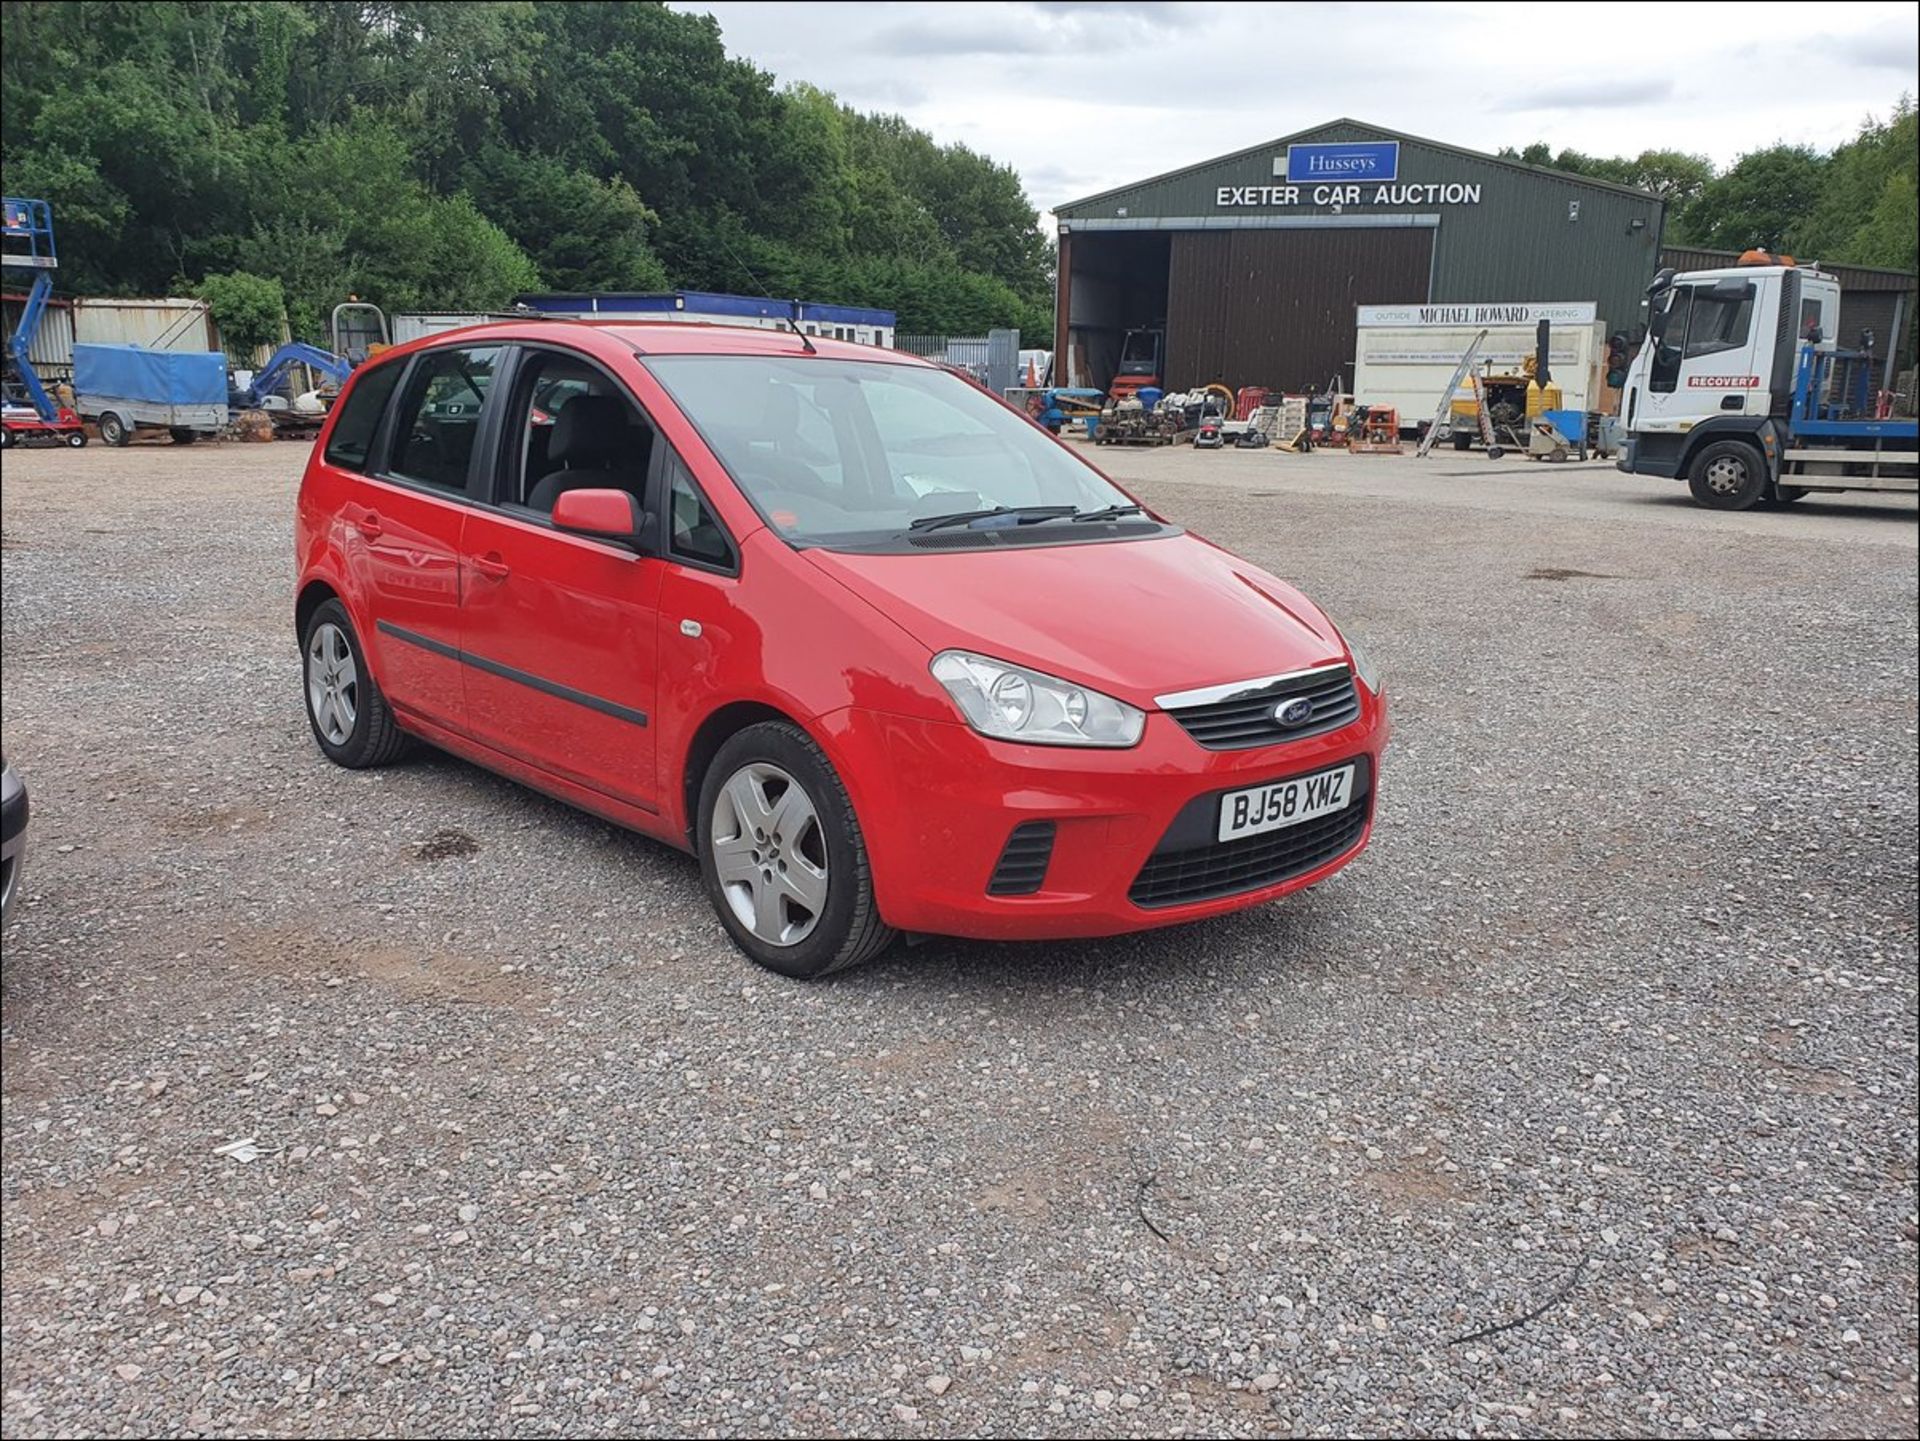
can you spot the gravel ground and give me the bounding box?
[2,438,1915,1439]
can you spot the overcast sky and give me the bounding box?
[669,1,1919,218]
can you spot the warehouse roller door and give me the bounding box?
[1166,227,1434,393]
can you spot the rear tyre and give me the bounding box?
[168,427,198,445]
[1688,440,1765,510]
[98,412,130,447]
[698,721,895,980]
[301,600,411,769]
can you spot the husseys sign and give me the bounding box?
[1216,141,1482,208]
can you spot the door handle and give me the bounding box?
[355,510,383,539]
[472,551,511,581]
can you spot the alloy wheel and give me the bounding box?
[306,622,360,746]
[709,762,828,946]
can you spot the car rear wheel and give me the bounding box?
[301,600,411,768]
[1688,440,1765,510]
[698,721,895,979]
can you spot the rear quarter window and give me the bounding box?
[322,360,405,473]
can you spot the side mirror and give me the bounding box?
[551,489,650,551]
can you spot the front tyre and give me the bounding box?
[301,600,411,768]
[98,412,130,447]
[1688,439,1765,510]
[698,721,895,979]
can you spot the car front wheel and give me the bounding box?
[698,721,895,979]
[301,600,411,768]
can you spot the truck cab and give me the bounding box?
[1618,261,1915,509]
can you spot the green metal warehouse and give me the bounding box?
[1052,118,1666,395]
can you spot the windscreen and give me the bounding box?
[644,356,1138,547]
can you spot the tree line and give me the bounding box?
[1500,96,1917,273]
[0,1,1056,348]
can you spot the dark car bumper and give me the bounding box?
[1,763,27,928]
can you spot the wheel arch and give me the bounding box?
[1679,418,1772,479]
[295,577,341,644]
[679,700,805,846]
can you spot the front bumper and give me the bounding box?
[1616,434,1684,479]
[820,691,1390,940]
[1,764,27,929]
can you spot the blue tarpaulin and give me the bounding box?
[72,344,226,405]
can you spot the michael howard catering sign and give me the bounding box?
[1283,142,1399,184]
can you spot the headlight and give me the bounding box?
[931,650,1144,747]
[1339,628,1383,694]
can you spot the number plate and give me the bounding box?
[1217,765,1355,843]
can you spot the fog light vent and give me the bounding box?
[987,821,1055,895]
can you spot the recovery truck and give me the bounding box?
[1616,257,1917,509]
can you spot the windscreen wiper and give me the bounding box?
[908,505,1078,532]
[1067,503,1145,523]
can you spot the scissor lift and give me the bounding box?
[3,197,86,447]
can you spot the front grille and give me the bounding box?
[1164,665,1360,750]
[987,821,1056,895]
[1129,788,1370,909]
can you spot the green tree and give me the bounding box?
[195,269,285,351]
[1683,144,1828,252]
[0,0,1064,338]
[464,147,670,292]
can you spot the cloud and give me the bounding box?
[866,1,1198,57]
[1807,29,1920,71]
[1499,77,1676,111]
[866,18,1051,56]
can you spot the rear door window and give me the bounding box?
[322,360,404,473]
[387,346,502,494]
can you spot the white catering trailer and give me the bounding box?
[1352,302,1606,427]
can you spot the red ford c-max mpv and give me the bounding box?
[295,321,1389,977]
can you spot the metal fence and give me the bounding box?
[894,328,1021,394]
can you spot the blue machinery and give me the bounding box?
[2,197,61,421]
[240,341,352,409]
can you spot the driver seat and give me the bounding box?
[527,394,651,512]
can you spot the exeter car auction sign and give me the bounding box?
[1218,143,1482,207]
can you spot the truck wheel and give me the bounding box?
[168,427,198,445]
[1688,440,1765,510]
[98,413,130,447]
[1452,431,1473,451]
